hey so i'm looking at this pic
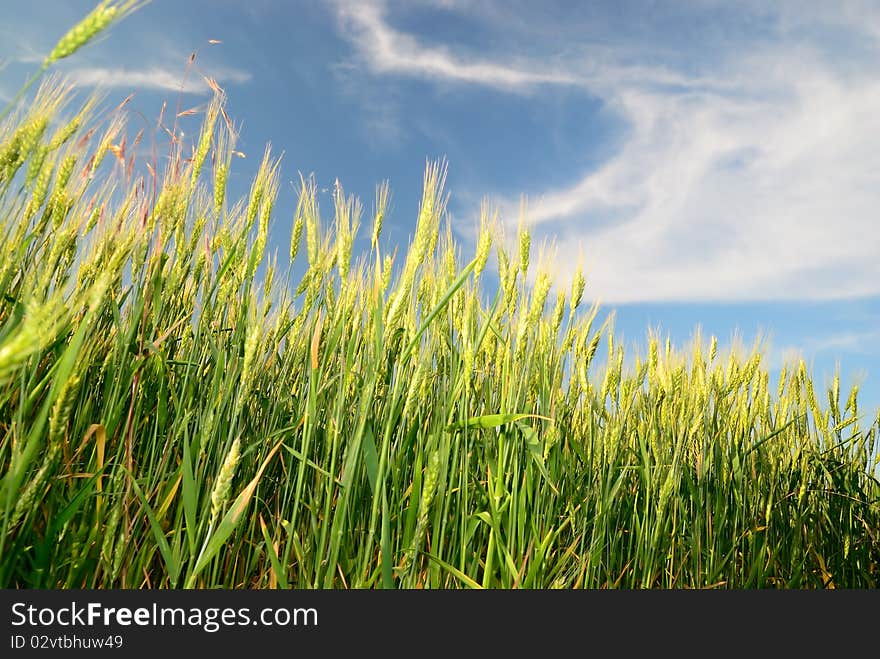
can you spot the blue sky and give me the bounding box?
[2,0,879,416]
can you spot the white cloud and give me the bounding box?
[804,330,880,354]
[768,328,880,374]
[331,1,880,303]
[729,0,880,45]
[516,58,880,303]
[334,0,577,91]
[64,66,251,94]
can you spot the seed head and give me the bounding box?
[569,267,586,315]
[190,95,222,190]
[371,180,389,250]
[518,228,531,276]
[474,208,493,278]
[210,438,241,524]
[44,1,127,66]
[551,290,566,335]
[289,212,304,263]
[381,254,394,293]
[24,151,54,217]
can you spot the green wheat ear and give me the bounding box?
[0,1,141,121]
[45,2,127,66]
[210,438,241,525]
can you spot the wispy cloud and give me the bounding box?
[512,55,880,303]
[64,66,251,94]
[803,330,880,354]
[769,328,880,374]
[332,0,740,94]
[334,0,577,92]
[330,0,880,303]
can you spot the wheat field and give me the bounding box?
[1,2,878,589]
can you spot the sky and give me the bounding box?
[1,0,878,417]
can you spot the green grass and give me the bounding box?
[0,4,878,588]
